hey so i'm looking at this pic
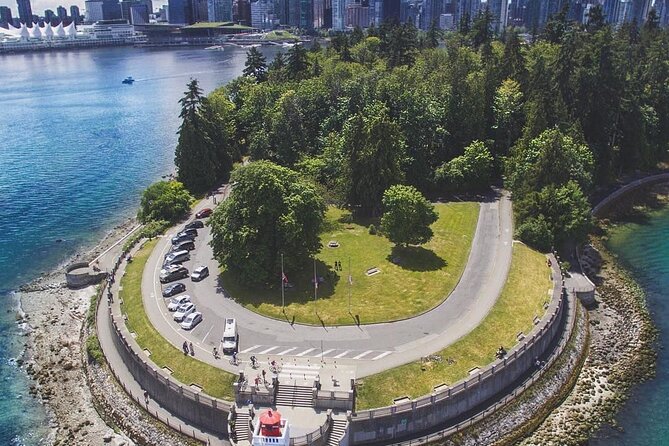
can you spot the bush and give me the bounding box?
[368,224,377,235]
[86,335,104,364]
[122,220,170,252]
[516,215,553,252]
[137,181,193,224]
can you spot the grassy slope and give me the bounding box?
[222,202,480,325]
[120,239,235,400]
[356,243,552,409]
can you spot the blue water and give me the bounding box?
[590,208,669,445]
[0,45,279,445]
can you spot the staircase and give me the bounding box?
[232,411,251,444]
[275,384,313,408]
[327,418,348,446]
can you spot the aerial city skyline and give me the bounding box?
[1,0,667,31]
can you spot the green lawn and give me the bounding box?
[264,30,299,41]
[221,202,479,325]
[355,243,553,409]
[119,239,235,400]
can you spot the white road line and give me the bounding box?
[295,348,315,357]
[353,350,374,360]
[275,347,297,356]
[258,346,280,354]
[334,350,350,359]
[320,349,335,357]
[241,345,262,353]
[201,325,215,344]
[371,351,393,360]
[280,364,321,370]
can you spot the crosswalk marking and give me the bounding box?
[258,346,280,354]
[239,345,393,361]
[241,345,261,353]
[353,350,374,359]
[275,347,297,356]
[295,348,315,357]
[370,351,393,360]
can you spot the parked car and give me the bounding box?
[164,250,190,267]
[171,240,195,252]
[191,266,209,281]
[162,282,186,297]
[174,303,196,322]
[171,232,195,245]
[167,295,191,311]
[180,311,203,330]
[185,220,204,230]
[180,228,198,238]
[160,265,189,283]
[222,318,238,354]
[196,208,213,219]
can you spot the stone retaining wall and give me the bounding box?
[347,255,569,445]
[107,310,232,437]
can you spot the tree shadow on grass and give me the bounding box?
[387,246,447,272]
[215,259,341,307]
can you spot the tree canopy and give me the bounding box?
[137,181,193,223]
[209,161,326,285]
[381,185,438,247]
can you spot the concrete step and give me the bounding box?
[275,384,314,408]
[233,412,251,443]
[327,419,348,446]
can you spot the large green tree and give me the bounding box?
[137,181,193,223]
[209,161,325,285]
[381,185,438,247]
[435,140,494,192]
[243,47,267,82]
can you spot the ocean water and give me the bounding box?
[0,45,279,445]
[590,207,669,444]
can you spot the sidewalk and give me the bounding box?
[95,193,231,446]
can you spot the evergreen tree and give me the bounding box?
[286,43,309,79]
[243,47,267,82]
[470,8,494,48]
[175,79,219,194]
[425,20,441,48]
[586,4,606,33]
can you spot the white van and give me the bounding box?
[164,249,190,266]
[222,318,238,354]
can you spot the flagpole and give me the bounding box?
[348,256,352,314]
[281,253,285,313]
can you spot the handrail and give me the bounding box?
[290,412,332,446]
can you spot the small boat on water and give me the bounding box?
[122,76,135,84]
[204,45,224,51]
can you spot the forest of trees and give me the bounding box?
[176,14,669,252]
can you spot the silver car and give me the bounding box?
[173,303,195,322]
[167,295,191,311]
[180,311,203,330]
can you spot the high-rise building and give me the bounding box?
[191,0,208,21]
[85,0,105,22]
[313,0,325,27]
[488,0,508,32]
[236,0,252,24]
[17,0,34,25]
[332,0,346,28]
[101,0,122,19]
[630,0,651,23]
[382,0,399,20]
[346,0,368,26]
[422,0,442,29]
[439,11,454,27]
[70,5,82,23]
[323,0,332,26]
[207,0,232,21]
[299,0,312,28]
[45,8,56,22]
[169,0,193,23]
[0,6,13,27]
[658,0,669,27]
[57,5,68,20]
[250,0,273,28]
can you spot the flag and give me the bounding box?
[314,276,319,289]
[348,274,353,285]
[282,272,289,284]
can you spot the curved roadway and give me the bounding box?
[141,189,513,378]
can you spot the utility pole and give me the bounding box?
[281,253,285,313]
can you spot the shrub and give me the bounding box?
[368,224,377,235]
[86,335,104,364]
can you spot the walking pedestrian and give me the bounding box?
[262,369,266,383]
[144,390,149,405]
[189,342,194,356]
[183,341,188,355]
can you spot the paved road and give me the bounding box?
[141,189,514,378]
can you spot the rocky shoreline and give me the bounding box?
[14,218,193,446]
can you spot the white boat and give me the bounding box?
[204,45,224,51]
